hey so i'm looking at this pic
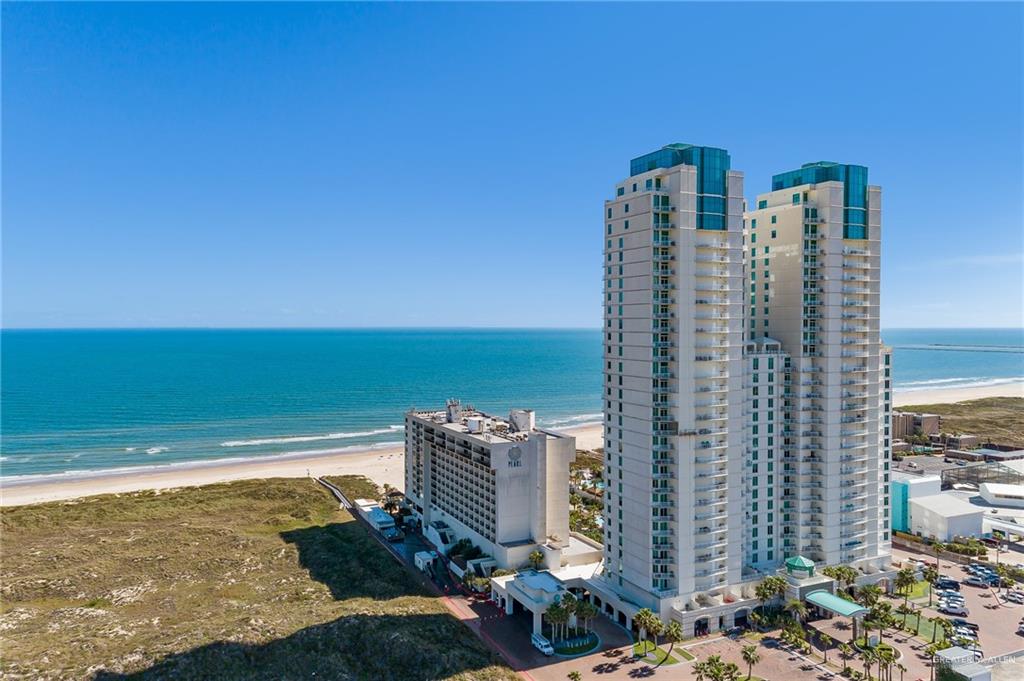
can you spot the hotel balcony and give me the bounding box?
[695,238,731,251]
[695,296,730,306]
[652,394,677,407]
[695,352,729,362]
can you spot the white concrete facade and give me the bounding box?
[594,151,892,637]
[600,144,748,624]
[743,167,889,574]
[404,399,576,569]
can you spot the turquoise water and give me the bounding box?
[1,328,1021,480]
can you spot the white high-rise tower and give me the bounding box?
[601,144,746,617]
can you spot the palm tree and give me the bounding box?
[662,620,684,666]
[748,611,763,632]
[694,654,726,681]
[741,644,761,679]
[695,655,727,681]
[567,672,582,681]
[896,662,907,681]
[857,584,883,608]
[932,542,946,572]
[546,602,567,643]
[895,567,917,608]
[755,575,787,608]
[819,632,834,665]
[785,598,808,632]
[922,565,939,605]
[722,661,742,681]
[872,602,893,643]
[647,616,664,651]
[838,642,854,673]
[633,608,656,654]
[527,549,544,570]
[927,615,944,644]
[926,644,939,681]
[861,647,876,681]
[576,600,598,633]
[561,593,578,636]
[878,646,896,681]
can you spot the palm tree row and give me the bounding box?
[631,608,684,665]
[544,593,600,643]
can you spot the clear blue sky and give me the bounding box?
[4,2,1022,329]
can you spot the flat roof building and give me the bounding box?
[908,494,985,542]
[979,482,1024,509]
[404,399,577,570]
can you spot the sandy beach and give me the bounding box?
[3,380,1021,508]
[0,423,605,507]
[893,380,1024,407]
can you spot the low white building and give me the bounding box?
[979,482,1024,509]
[908,494,985,541]
[353,499,396,531]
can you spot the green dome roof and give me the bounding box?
[785,555,816,570]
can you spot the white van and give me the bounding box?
[531,633,554,656]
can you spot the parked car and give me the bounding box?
[1005,592,1024,605]
[939,604,969,616]
[531,633,554,656]
[949,618,979,631]
[935,579,961,591]
[964,576,989,587]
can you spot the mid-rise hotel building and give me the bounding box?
[404,400,583,569]
[596,147,893,633]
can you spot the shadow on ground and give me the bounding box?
[93,521,507,680]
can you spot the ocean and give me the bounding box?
[1,328,1021,481]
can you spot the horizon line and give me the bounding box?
[2,325,1023,332]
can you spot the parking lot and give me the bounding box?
[892,546,1024,660]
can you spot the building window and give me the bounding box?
[792,193,800,204]
[771,230,777,239]
[758,200,767,209]
[771,215,777,224]
[617,188,624,197]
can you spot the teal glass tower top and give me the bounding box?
[630,143,731,194]
[772,161,867,201]
[773,161,869,239]
[630,144,731,230]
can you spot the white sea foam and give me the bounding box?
[145,447,168,455]
[540,413,603,427]
[125,447,136,452]
[896,376,1024,392]
[898,377,985,387]
[0,441,405,487]
[220,425,404,448]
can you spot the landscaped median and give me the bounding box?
[632,639,694,665]
[553,632,600,657]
